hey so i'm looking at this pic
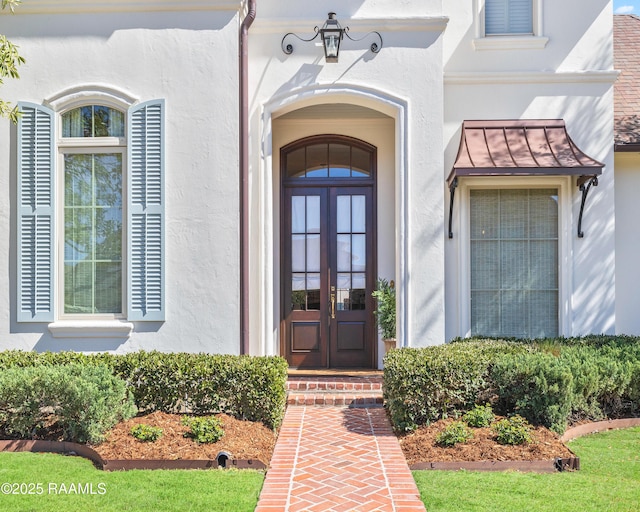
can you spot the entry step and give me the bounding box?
[286,376,384,407]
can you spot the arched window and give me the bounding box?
[283,136,374,180]
[60,105,126,315]
[17,97,165,326]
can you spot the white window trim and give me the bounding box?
[455,176,572,338]
[56,145,127,322]
[472,0,548,50]
[46,88,135,337]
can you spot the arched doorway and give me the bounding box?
[281,135,377,368]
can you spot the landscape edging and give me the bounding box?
[0,439,266,471]
[410,417,640,472]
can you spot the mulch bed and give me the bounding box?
[399,417,575,466]
[89,411,277,467]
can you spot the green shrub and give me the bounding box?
[491,352,574,434]
[383,341,531,432]
[463,404,495,428]
[0,364,136,443]
[181,416,224,444]
[130,424,163,442]
[435,421,474,447]
[0,351,288,430]
[491,415,533,445]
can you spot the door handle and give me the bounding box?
[330,291,336,319]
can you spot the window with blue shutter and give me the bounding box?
[17,97,165,324]
[486,0,533,35]
[17,103,55,322]
[127,100,165,321]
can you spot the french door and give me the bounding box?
[282,185,376,368]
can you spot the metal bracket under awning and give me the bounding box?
[448,174,600,239]
[446,120,604,239]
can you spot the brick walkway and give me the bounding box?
[255,377,425,512]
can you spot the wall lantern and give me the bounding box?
[282,12,382,63]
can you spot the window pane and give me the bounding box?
[307,196,320,233]
[64,262,93,314]
[95,154,123,207]
[486,0,533,35]
[352,195,366,233]
[470,190,499,239]
[64,153,122,314]
[337,234,351,272]
[291,196,305,233]
[306,234,320,272]
[292,234,306,272]
[329,144,350,177]
[306,144,328,178]
[61,105,124,138]
[351,147,370,177]
[65,154,93,206]
[471,188,558,338]
[95,262,122,313]
[337,196,351,233]
[286,147,306,178]
[351,234,366,272]
[95,207,122,260]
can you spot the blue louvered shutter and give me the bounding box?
[127,100,165,321]
[486,0,533,35]
[17,103,55,322]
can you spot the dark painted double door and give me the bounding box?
[282,186,375,368]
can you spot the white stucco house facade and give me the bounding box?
[0,1,626,368]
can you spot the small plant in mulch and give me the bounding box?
[181,415,224,444]
[435,421,474,447]
[130,423,163,442]
[463,404,496,428]
[491,415,533,445]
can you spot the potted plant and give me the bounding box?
[372,278,396,354]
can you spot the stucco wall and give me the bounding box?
[614,153,640,335]
[0,6,242,353]
[442,0,616,340]
[249,8,448,355]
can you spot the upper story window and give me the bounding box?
[473,0,548,50]
[485,0,533,35]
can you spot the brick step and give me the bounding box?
[286,376,384,407]
[286,391,384,407]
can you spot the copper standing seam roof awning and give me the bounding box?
[447,120,604,239]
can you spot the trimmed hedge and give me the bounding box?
[0,364,136,443]
[0,351,288,430]
[383,340,532,432]
[384,336,640,434]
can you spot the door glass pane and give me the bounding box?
[337,234,351,272]
[291,196,305,233]
[292,273,305,291]
[307,273,321,310]
[306,234,320,272]
[352,272,366,289]
[352,195,366,233]
[351,234,366,272]
[307,196,320,233]
[329,144,350,177]
[292,234,306,272]
[306,144,328,178]
[337,196,350,233]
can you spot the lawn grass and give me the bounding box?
[0,452,264,511]
[413,427,640,512]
